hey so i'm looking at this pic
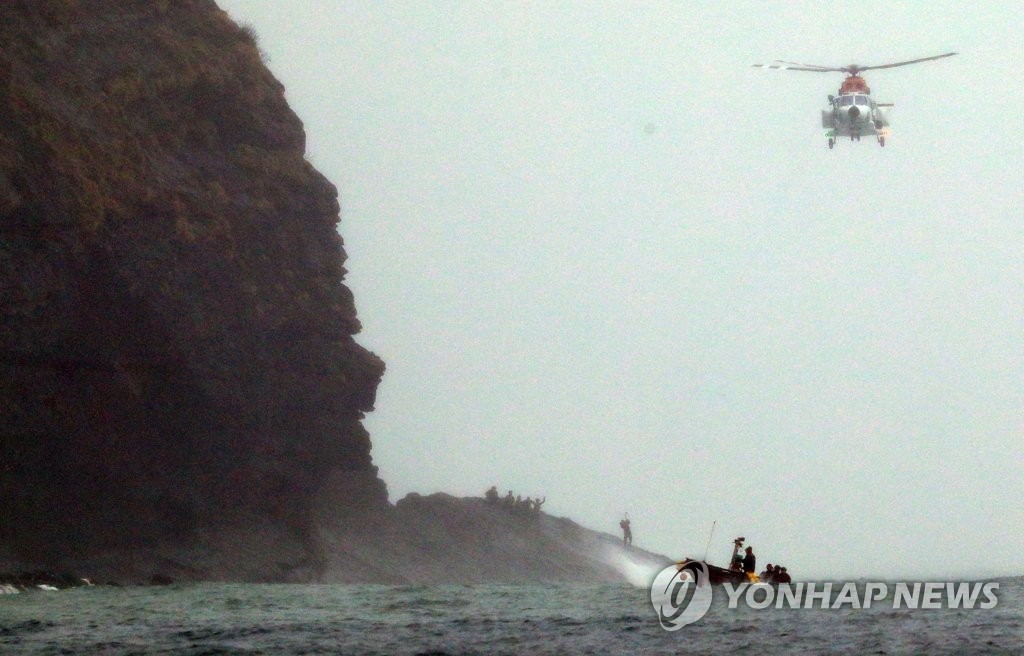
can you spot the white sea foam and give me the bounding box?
[598,544,665,587]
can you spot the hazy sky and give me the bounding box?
[216,0,1022,579]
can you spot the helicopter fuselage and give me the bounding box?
[822,89,891,148]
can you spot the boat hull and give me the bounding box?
[677,559,756,586]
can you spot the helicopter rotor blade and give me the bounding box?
[755,53,956,75]
[752,63,844,73]
[773,59,836,70]
[855,52,958,72]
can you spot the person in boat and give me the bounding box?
[619,515,632,545]
[742,546,757,581]
[775,567,792,584]
[729,537,746,571]
[485,486,499,504]
[759,563,775,582]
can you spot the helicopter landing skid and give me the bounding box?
[824,127,890,149]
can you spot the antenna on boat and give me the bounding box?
[702,520,717,561]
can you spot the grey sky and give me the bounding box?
[216,0,1022,579]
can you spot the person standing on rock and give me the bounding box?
[620,514,632,546]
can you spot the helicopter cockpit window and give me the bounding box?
[855,95,870,105]
[839,96,854,106]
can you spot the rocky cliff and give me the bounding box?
[0,0,386,571]
[0,2,672,586]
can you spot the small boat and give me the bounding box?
[675,537,763,586]
[676,558,755,586]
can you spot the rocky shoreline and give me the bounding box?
[1,494,673,587]
[0,570,95,593]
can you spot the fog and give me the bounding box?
[216,0,1023,579]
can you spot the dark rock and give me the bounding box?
[0,1,384,577]
[315,494,674,584]
[0,569,90,589]
[148,574,174,586]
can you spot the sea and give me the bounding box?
[1,578,1022,655]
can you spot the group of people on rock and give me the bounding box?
[759,563,792,584]
[484,486,545,516]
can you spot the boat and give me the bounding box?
[675,536,764,586]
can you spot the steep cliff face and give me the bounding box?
[0,0,386,571]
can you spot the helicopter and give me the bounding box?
[753,52,957,149]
